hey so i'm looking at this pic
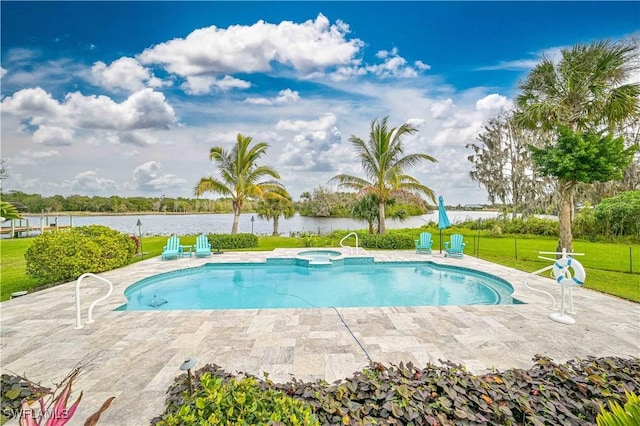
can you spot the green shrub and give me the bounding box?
[594,191,640,238]
[207,233,258,250]
[154,373,318,426]
[597,391,640,426]
[1,374,50,422]
[296,232,330,248]
[155,356,640,426]
[24,225,135,282]
[574,206,599,240]
[500,217,558,236]
[359,233,414,249]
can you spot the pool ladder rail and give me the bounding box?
[523,249,585,325]
[340,232,359,254]
[75,273,113,329]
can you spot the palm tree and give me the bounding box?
[330,116,437,234]
[350,194,379,234]
[0,201,23,221]
[516,39,639,133]
[194,133,284,234]
[256,192,296,236]
[515,39,640,252]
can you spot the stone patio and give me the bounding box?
[1,249,638,425]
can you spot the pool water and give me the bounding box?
[121,262,517,311]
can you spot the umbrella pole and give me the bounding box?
[440,229,443,254]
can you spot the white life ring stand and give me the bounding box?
[552,257,586,286]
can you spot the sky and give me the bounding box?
[1,1,639,206]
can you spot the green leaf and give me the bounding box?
[4,389,21,400]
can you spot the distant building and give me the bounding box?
[463,204,484,210]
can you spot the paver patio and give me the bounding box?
[1,249,638,425]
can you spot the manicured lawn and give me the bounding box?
[1,230,638,302]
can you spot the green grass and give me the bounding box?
[1,230,638,302]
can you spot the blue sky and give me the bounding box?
[1,1,638,205]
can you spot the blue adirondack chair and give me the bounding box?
[161,235,181,260]
[444,234,466,258]
[195,234,212,257]
[414,232,433,254]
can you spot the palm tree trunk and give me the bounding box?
[231,206,240,234]
[378,201,386,234]
[556,180,574,253]
[273,216,279,236]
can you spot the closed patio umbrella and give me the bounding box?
[438,195,451,253]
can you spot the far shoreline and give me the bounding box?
[18,207,501,218]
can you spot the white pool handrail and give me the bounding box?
[340,232,359,254]
[75,273,113,329]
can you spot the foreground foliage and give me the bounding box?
[24,225,135,282]
[597,391,640,426]
[154,355,640,426]
[154,374,318,426]
[2,368,114,426]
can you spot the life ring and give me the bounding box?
[552,257,586,285]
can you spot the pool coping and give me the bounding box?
[1,248,638,425]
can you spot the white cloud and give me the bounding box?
[1,88,178,143]
[3,48,40,64]
[138,14,364,83]
[477,47,563,71]
[414,60,431,71]
[0,67,6,78]
[0,87,63,120]
[32,125,74,145]
[181,75,251,95]
[366,48,423,78]
[275,113,342,171]
[244,89,300,105]
[9,149,60,165]
[406,118,425,128]
[90,57,166,92]
[67,169,118,193]
[133,161,188,192]
[276,113,337,132]
[475,94,510,112]
[429,99,455,119]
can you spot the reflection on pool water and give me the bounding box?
[120,261,519,311]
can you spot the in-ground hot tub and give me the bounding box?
[297,250,343,264]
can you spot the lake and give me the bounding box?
[4,211,504,237]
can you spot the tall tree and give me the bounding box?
[468,112,549,218]
[256,192,296,236]
[515,39,640,251]
[531,125,636,248]
[194,133,283,234]
[0,159,8,193]
[329,116,437,234]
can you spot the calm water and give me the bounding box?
[121,261,516,310]
[7,211,503,237]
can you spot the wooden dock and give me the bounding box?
[0,225,71,238]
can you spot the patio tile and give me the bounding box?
[1,249,638,425]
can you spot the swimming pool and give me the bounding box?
[120,261,517,310]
